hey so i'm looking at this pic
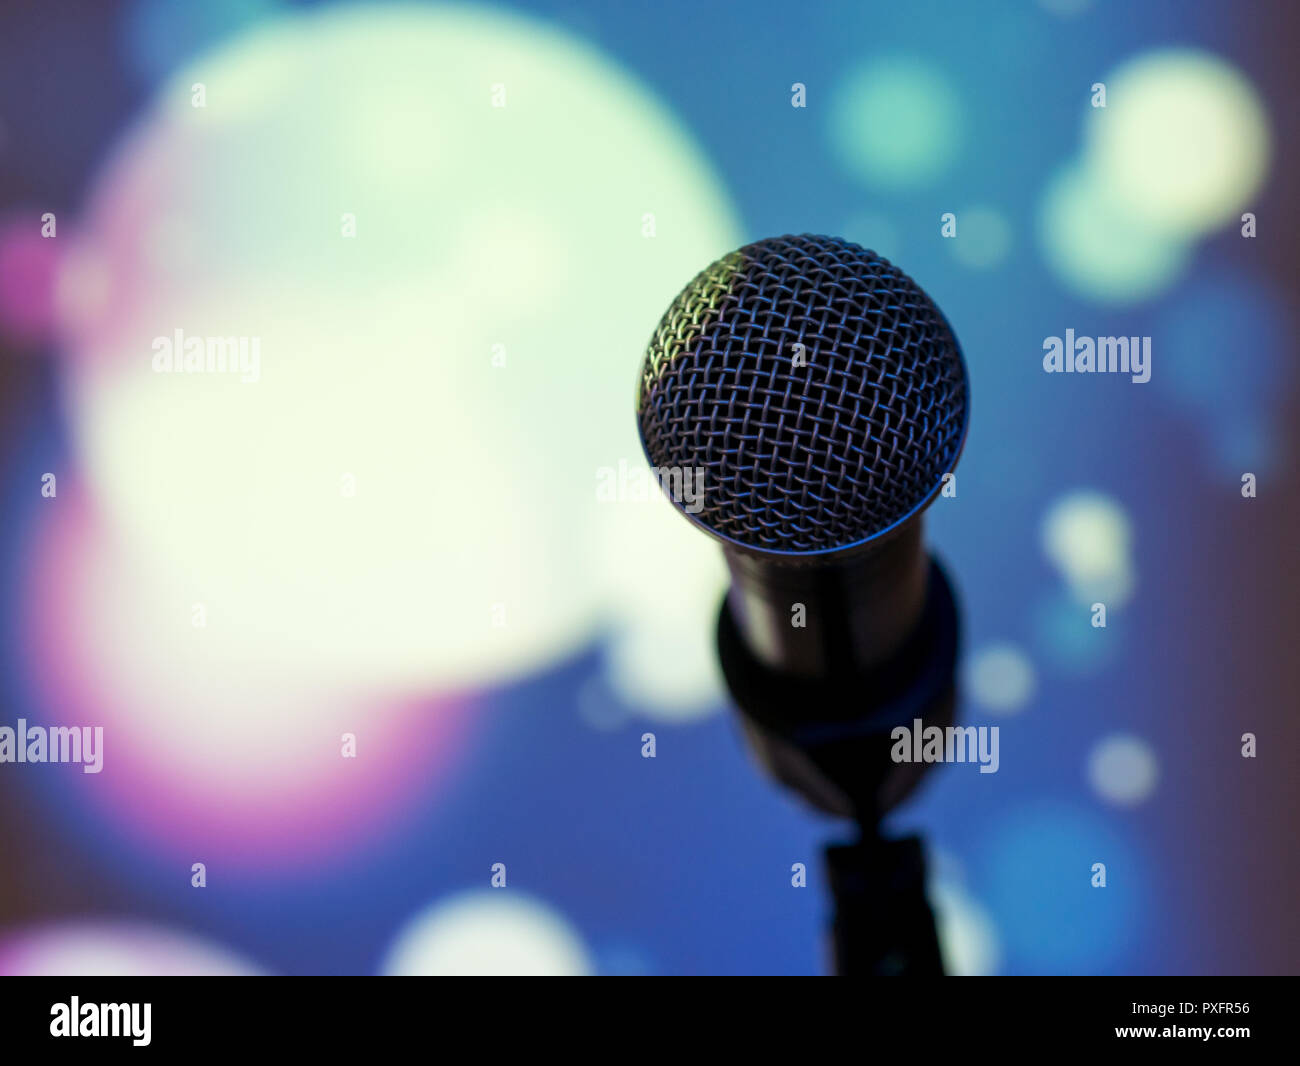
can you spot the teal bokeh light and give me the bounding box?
[828,55,962,189]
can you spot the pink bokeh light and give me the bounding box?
[0,211,61,347]
[17,487,478,871]
[0,919,263,976]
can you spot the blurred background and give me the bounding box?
[0,0,1295,975]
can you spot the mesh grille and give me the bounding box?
[636,234,967,554]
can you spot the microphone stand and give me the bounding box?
[825,830,944,976]
[715,559,960,976]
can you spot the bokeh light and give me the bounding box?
[381,892,593,976]
[931,880,1002,976]
[1037,160,1189,304]
[828,55,962,189]
[949,206,1012,270]
[1041,490,1135,608]
[1041,48,1271,305]
[55,3,740,712]
[22,488,472,869]
[0,212,61,347]
[595,493,726,721]
[0,921,264,976]
[1087,734,1159,806]
[963,642,1036,715]
[1086,49,1270,238]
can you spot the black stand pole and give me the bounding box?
[716,559,961,977]
[826,831,944,976]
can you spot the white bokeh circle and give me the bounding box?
[382,892,593,976]
[56,3,740,710]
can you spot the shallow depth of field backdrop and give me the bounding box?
[0,0,1296,975]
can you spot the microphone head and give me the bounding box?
[636,234,968,558]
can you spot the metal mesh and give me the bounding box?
[637,234,967,554]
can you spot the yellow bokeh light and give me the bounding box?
[1086,49,1270,236]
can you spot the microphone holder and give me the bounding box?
[715,557,960,976]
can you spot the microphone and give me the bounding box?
[636,234,969,682]
[636,235,969,974]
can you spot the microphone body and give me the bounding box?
[636,234,969,974]
[637,233,968,715]
[722,519,927,679]
[636,234,968,805]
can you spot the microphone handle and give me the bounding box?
[716,554,960,974]
[826,832,945,976]
[722,520,928,678]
